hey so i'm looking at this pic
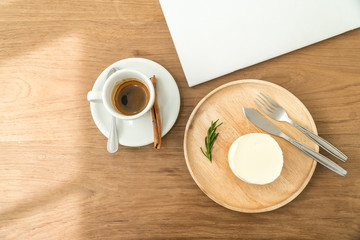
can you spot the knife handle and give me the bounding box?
[287,137,347,176]
[291,121,347,162]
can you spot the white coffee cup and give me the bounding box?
[87,69,155,120]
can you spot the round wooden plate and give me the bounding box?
[184,80,318,213]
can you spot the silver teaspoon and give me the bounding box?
[106,67,119,153]
[107,116,118,153]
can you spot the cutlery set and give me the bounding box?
[244,93,348,176]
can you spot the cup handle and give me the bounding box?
[87,91,102,102]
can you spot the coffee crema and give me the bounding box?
[112,78,150,116]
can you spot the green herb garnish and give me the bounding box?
[200,119,223,162]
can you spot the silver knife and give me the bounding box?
[243,107,347,176]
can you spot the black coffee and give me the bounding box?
[112,78,150,115]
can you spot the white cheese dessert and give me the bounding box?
[228,133,283,185]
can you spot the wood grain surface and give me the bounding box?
[184,80,318,213]
[0,0,359,239]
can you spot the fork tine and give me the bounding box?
[255,100,271,115]
[255,98,272,114]
[258,95,275,111]
[260,93,280,108]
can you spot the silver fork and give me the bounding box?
[255,93,347,162]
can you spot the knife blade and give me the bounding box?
[243,107,283,136]
[242,107,347,176]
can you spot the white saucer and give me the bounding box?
[89,58,181,147]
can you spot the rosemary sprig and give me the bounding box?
[200,119,223,162]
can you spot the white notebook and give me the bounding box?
[159,0,360,87]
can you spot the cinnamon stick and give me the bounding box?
[150,75,161,149]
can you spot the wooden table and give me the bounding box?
[1,1,359,239]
